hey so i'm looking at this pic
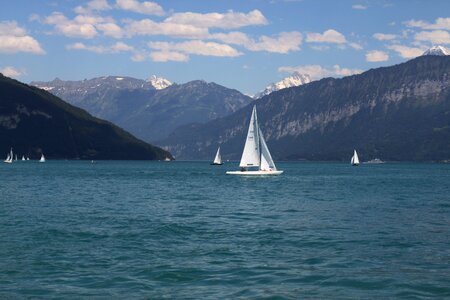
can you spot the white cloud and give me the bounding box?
[373,33,396,41]
[66,41,134,53]
[366,50,389,62]
[278,64,363,80]
[124,18,208,38]
[414,30,450,44]
[148,40,242,57]
[96,22,123,38]
[210,31,302,53]
[45,12,98,39]
[352,4,367,10]
[0,66,25,78]
[164,9,268,29]
[150,51,189,62]
[44,12,125,39]
[306,29,347,44]
[0,36,46,54]
[131,52,147,62]
[75,0,112,14]
[0,21,27,36]
[116,0,164,16]
[246,32,302,53]
[0,21,45,54]
[349,42,363,50]
[386,44,425,58]
[405,18,450,30]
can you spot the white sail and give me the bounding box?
[227,106,283,176]
[4,148,13,163]
[239,106,260,168]
[351,149,360,165]
[39,154,45,163]
[213,147,222,164]
[22,155,25,161]
[259,128,277,171]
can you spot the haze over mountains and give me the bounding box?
[160,55,450,162]
[32,77,252,142]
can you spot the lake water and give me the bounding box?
[0,161,449,299]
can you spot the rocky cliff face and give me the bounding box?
[31,77,252,142]
[159,56,450,162]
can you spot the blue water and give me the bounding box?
[0,161,449,299]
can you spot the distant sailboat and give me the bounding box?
[22,155,25,161]
[14,154,17,161]
[26,157,30,161]
[39,154,46,163]
[4,148,13,164]
[351,149,360,166]
[211,147,223,165]
[226,106,283,176]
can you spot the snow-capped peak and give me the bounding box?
[148,75,172,90]
[422,45,450,56]
[254,72,311,99]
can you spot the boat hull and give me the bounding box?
[210,163,223,165]
[226,170,283,176]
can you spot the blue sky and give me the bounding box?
[1,0,450,94]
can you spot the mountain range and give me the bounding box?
[159,55,450,162]
[31,77,252,142]
[0,74,172,160]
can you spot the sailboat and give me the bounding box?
[211,147,223,165]
[22,155,25,161]
[39,154,46,163]
[351,149,360,166]
[226,106,283,176]
[3,148,13,164]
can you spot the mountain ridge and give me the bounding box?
[159,55,450,162]
[31,77,252,142]
[1,74,172,160]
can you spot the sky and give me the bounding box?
[1,0,450,95]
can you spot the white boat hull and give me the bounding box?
[226,170,283,176]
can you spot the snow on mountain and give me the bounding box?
[148,75,172,90]
[254,72,311,99]
[422,45,450,56]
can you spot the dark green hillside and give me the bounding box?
[0,74,172,160]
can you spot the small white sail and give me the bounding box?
[213,147,222,165]
[4,148,13,163]
[39,154,46,163]
[351,149,360,166]
[239,106,260,168]
[22,155,25,161]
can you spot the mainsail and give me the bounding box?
[239,106,260,168]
